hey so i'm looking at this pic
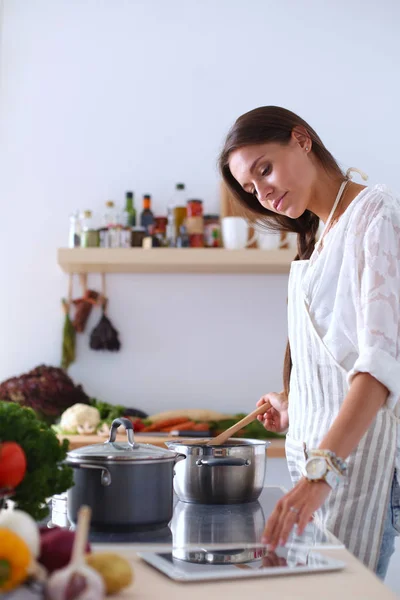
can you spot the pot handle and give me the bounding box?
[106,418,135,448]
[196,458,250,467]
[78,463,112,486]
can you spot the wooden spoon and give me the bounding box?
[208,401,271,446]
[176,401,272,446]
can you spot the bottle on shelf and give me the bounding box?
[166,183,187,247]
[176,224,190,248]
[166,205,176,247]
[119,192,135,248]
[140,194,155,234]
[103,200,121,248]
[123,191,136,227]
[68,210,81,248]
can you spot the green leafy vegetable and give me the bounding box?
[88,398,125,422]
[0,401,73,520]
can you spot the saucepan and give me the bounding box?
[66,418,185,530]
[166,404,271,504]
[166,437,270,504]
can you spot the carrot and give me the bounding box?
[141,417,190,432]
[161,420,196,432]
[192,422,210,431]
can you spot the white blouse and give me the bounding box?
[302,184,400,474]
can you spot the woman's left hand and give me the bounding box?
[262,478,331,551]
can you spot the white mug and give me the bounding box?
[222,216,291,250]
[256,229,285,250]
[221,217,257,250]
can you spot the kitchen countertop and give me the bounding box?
[59,433,287,457]
[84,486,395,599]
[46,486,396,598]
[106,547,398,599]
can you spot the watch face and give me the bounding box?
[306,457,328,479]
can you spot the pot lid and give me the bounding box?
[67,418,180,463]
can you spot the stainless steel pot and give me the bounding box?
[171,498,266,546]
[170,499,268,563]
[66,418,185,530]
[165,438,269,504]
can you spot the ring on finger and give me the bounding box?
[289,506,300,514]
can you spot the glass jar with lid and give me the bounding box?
[80,210,99,247]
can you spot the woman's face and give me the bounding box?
[228,133,316,219]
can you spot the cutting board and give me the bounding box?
[58,433,179,450]
[59,434,286,457]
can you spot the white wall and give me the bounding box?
[1,0,399,416]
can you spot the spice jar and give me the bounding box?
[186,199,203,218]
[204,214,221,247]
[189,233,204,248]
[80,210,100,248]
[186,199,204,236]
[153,216,168,246]
[131,227,146,247]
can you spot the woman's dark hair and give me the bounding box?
[219,106,345,396]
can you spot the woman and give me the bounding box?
[219,106,400,578]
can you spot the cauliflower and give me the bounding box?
[59,403,101,434]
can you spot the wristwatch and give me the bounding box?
[303,456,343,490]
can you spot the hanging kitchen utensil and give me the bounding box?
[71,274,100,333]
[61,275,76,370]
[89,274,121,351]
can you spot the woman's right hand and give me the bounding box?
[256,392,289,433]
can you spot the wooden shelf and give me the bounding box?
[57,248,294,274]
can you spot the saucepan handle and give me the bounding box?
[75,463,112,486]
[196,458,250,467]
[107,417,135,448]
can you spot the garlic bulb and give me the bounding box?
[45,506,104,600]
[45,563,104,600]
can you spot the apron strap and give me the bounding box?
[313,180,348,254]
[345,167,368,181]
[313,167,368,256]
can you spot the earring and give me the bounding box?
[305,146,309,151]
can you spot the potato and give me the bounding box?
[85,552,133,595]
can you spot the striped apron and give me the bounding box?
[286,256,397,570]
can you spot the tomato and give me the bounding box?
[133,419,146,432]
[0,442,27,489]
[123,416,146,432]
